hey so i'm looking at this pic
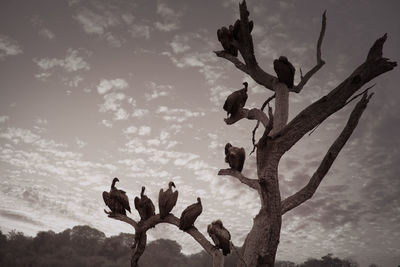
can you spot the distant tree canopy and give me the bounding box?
[0,225,371,267]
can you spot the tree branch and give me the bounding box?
[275,34,396,153]
[281,92,373,214]
[292,11,327,93]
[104,210,138,229]
[130,231,147,267]
[251,94,276,154]
[106,212,218,258]
[224,107,269,127]
[215,0,278,92]
[218,168,260,190]
[214,50,250,75]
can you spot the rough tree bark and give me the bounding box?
[215,1,396,267]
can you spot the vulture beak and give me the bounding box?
[171,182,176,188]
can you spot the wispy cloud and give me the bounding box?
[0,35,23,60]
[97,78,128,94]
[156,106,205,122]
[154,2,182,32]
[144,81,172,101]
[33,48,90,80]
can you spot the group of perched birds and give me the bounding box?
[222,59,294,121]
[103,178,232,255]
[217,18,254,57]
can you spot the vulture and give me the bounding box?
[223,82,248,118]
[217,26,238,56]
[103,177,131,215]
[207,220,231,256]
[225,143,245,172]
[366,33,387,62]
[232,19,254,41]
[134,186,155,221]
[179,197,202,231]
[273,56,295,89]
[158,181,178,219]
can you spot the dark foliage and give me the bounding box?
[0,227,361,267]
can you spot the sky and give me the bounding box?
[0,0,399,266]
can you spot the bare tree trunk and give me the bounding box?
[237,138,282,267]
[131,231,147,267]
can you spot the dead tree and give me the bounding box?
[215,1,396,267]
[104,1,396,266]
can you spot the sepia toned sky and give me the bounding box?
[0,0,399,266]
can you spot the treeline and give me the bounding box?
[0,225,364,266]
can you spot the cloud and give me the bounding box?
[154,3,181,32]
[74,7,119,35]
[32,15,56,40]
[73,4,137,46]
[0,35,23,60]
[138,126,151,136]
[170,35,191,54]
[33,48,90,80]
[63,75,84,87]
[144,81,172,101]
[156,106,205,122]
[132,109,149,118]
[39,28,55,40]
[129,24,151,39]
[0,127,40,144]
[100,119,113,128]
[98,92,130,121]
[96,78,128,94]
[123,126,137,135]
[0,116,10,124]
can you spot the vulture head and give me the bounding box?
[141,186,146,197]
[214,219,223,227]
[243,82,248,90]
[279,56,288,63]
[111,177,119,188]
[168,181,176,189]
[197,197,201,204]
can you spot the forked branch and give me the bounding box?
[105,211,224,266]
[293,11,327,93]
[281,92,373,214]
[276,34,396,153]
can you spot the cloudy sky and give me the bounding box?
[0,0,399,266]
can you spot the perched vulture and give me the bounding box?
[232,19,241,40]
[179,197,202,231]
[223,82,248,118]
[366,33,387,62]
[232,19,254,41]
[103,177,131,215]
[273,56,295,89]
[225,143,246,172]
[134,186,155,221]
[207,220,231,256]
[217,26,238,56]
[158,181,178,219]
